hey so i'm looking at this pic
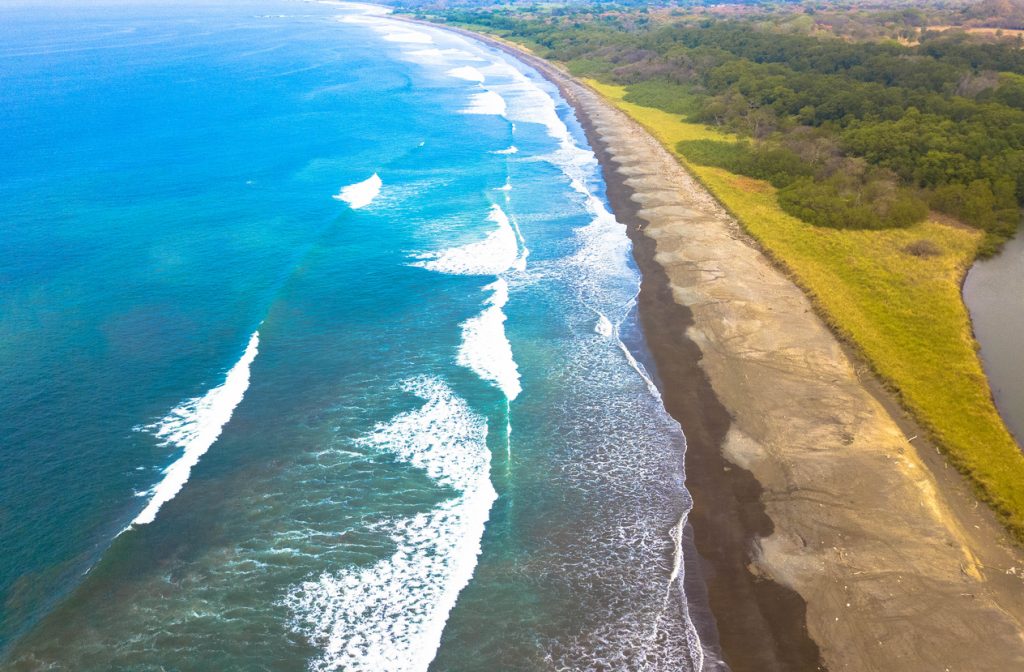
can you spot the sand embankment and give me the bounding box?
[435,25,1024,672]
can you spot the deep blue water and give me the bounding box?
[0,2,703,669]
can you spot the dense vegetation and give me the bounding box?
[417,4,1023,253]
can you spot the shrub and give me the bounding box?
[903,239,943,257]
[678,139,813,188]
[778,176,928,230]
[623,80,702,116]
[929,179,1021,254]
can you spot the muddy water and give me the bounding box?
[963,232,1024,446]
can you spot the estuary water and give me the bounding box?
[964,232,1024,446]
[0,1,705,669]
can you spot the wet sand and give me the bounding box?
[429,25,1024,672]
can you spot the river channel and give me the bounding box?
[963,232,1024,446]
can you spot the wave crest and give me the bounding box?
[410,205,520,276]
[284,378,495,672]
[130,331,260,528]
[461,90,506,116]
[458,279,521,400]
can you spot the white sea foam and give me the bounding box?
[380,28,433,44]
[501,55,705,665]
[318,10,702,666]
[334,14,377,27]
[402,48,443,62]
[461,90,506,116]
[447,65,485,82]
[398,47,480,65]
[284,377,495,672]
[333,173,382,209]
[616,330,662,400]
[468,60,603,203]
[411,205,520,276]
[130,331,260,527]
[571,208,661,401]
[458,279,521,400]
[491,145,518,155]
[610,293,663,400]
[477,61,570,133]
[661,513,705,672]
[410,198,523,399]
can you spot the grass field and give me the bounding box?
[586,79,1024,537]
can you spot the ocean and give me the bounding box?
[0,1,703,669]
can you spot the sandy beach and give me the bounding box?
[433,23,1024,671]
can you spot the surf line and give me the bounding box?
[284,376,496,672]
[410,202,525,464]
[126,330,260,531]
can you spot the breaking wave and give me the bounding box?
[284,378,495,672]
[447,65,485,82]
[332,173,382,209]
[457,279,521,401]
[130,331,260,527]
[461,90,507,116]
[410,204,522,276]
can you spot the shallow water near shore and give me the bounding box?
[964,232,1024,446]
[0,1,704,669]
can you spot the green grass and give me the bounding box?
[622,80,703,117]
[588,79,1024,538]
[566,58,616,80]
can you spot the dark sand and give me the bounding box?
[421,21,1024,672]
[471,36,826,671]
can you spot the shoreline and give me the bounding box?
[450,28,825,670]
[422,20,1024,672]
[580,91,824,671]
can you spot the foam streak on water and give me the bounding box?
[613,292,663,400]
[470,39,664,406]
[284,378,496,672]
[409,199,526,402]
[380,27,433,44]
[130,331,260,528]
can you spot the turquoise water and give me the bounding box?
[0,2,704,669]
